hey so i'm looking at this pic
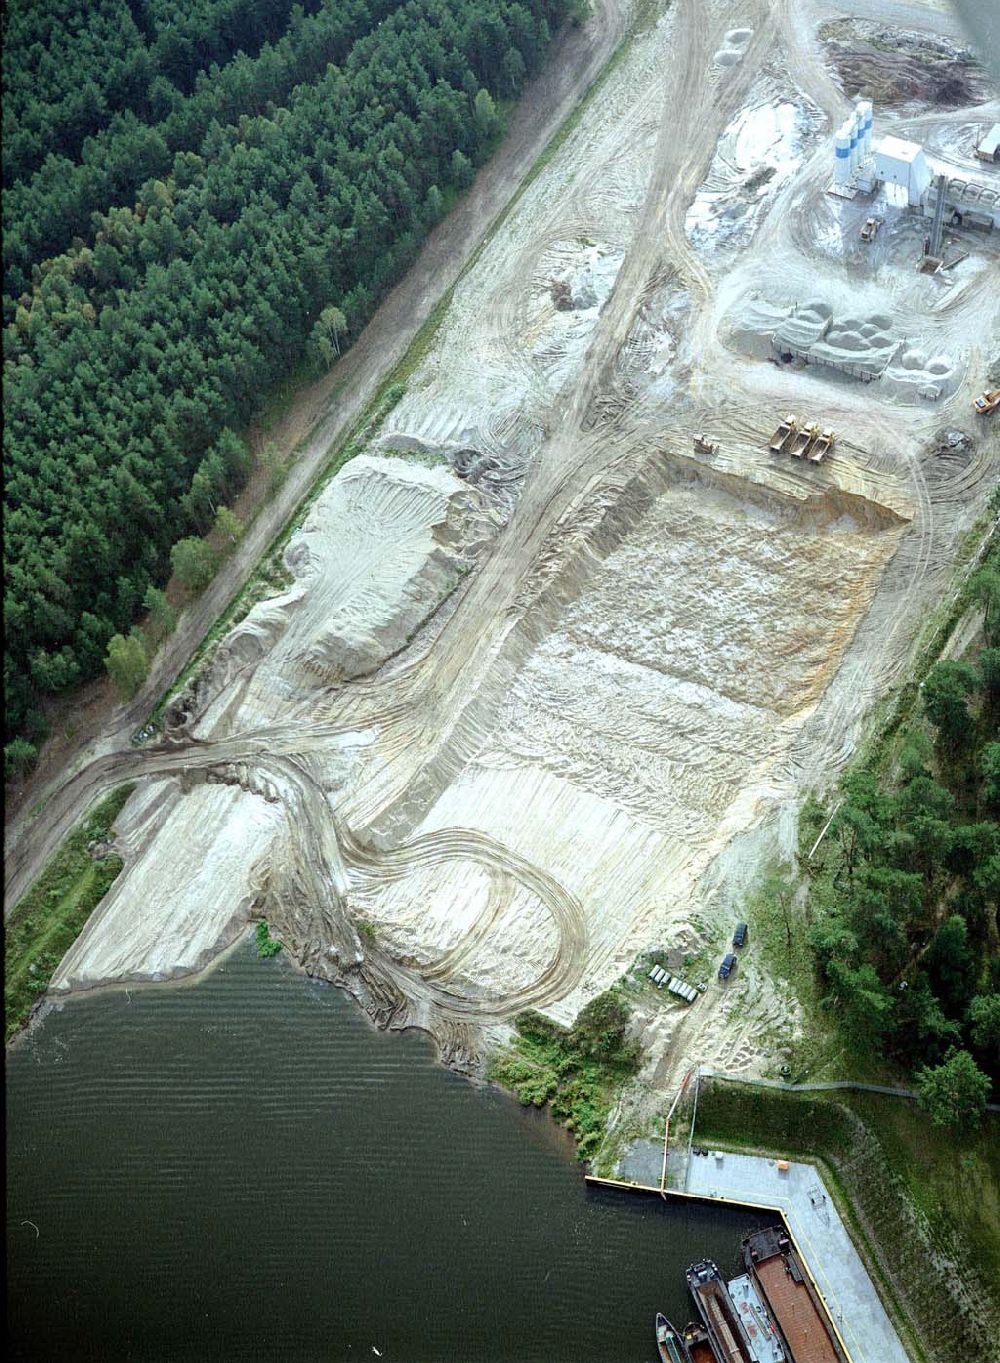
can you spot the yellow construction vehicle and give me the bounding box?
[973,387,999,415]
[768,414,798,454]
[860,216,882,243]
[809,428,836,463]
[790,423,819,459]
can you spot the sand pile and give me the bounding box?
[50,781,284,991]
[197,455,497,733]
[727,289,961,400]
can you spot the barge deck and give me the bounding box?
[743,1226,849,1363]
[687,1260,753,1363]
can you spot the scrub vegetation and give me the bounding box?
[694,1079,1000,1363]
[489,989,641,1160]
[3,0,583,778]
[801,547,1000,1119]
[254,919,283,958]
[4,785,134,1042]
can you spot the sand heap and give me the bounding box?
[727,294,960,401]
[197,455,498,734]
[50,455,497,992]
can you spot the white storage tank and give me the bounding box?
[833,122,852,185]
[857,100,874,161]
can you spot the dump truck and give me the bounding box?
[808,427,835,463]
[860,216,882,243]
[768,414,797,454]
[973,387,1000,415]
[790,423,819,458]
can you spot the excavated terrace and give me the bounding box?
[43,0,998,1098]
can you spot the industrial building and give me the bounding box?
[828,101,1000,233]
[976,123,1000,163]
[871,135,931,207]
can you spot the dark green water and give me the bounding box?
[7,941,770,1362]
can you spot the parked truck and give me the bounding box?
[768,414,797,454]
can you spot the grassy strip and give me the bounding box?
[489,994,640,1161]
[694,1078,1000,1363]
[255,920,284,959]
[5,786,134,1043]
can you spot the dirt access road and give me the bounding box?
[3,0,627,911]
[11,0,997,1084]
[15,0,787,1024]
[11,0,792,964]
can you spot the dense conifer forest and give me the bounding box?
[805,550,1000,1119]
[3,0,580,775]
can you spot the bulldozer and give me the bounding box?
[973,387,999,415]
[693,432,719,455]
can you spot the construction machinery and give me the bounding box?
[693,433,719,455]
[809,427,836,463]
[860,215,882,242]
[768,414,798,454]
[790,422,819,458]
[973,387,1000,415]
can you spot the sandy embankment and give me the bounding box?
[46,0,998,1095]
[49,456,495,994]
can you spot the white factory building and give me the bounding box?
[976,123,1000,163]
[829,99,1000,230]
[872,135,932,207]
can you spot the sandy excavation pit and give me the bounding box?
[34,0,998,1103]
[686,74,824,255]
[353,457,908,1023]
[378,5,679,503]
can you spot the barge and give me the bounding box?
[726,1273,785,1363]
[682,1321,718,1363]
[742,1226,849,1363]
[686,1260,753,1363]
[656,1312,692,1363]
